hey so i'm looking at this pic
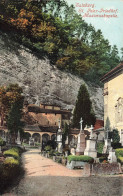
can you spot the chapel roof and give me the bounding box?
[100,62,123,83]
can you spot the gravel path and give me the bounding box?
[3,149,123,196]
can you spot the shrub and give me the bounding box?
[0,137,6,146]
[97,142,104,153]
[49,149,54,156]
[3,149,19,160]
[111,143,121,149]
[99,156,107,163]
[67,155,94,163]
[44,145,52,152]
[115,148,123,158]
[4,158,19,168]
[117,157,123,165]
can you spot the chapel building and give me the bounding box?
[101,61,123,145]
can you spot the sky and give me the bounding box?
[66,0,123,56]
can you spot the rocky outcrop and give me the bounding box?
[0,31,104,119]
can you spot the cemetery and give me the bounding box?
[0,82,122,194]
[40,117,123,175]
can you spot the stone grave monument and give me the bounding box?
[108,147,117,163]
[103,129,111,154]
[71,148,76,155]
[56,119,63,153]
[16,131,21,145]
[84,125,97,158]
[29,137,34,146]
[76,117,86,155]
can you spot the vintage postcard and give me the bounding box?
[0,0,122,195]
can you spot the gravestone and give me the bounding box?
[16,131,21,145]
[76,118,86,155]
[108,147,117,163]
[29,137,34,146]
[84,125,97,158]
[56,119,63,153]
[103,129,111,154]
[65,151,68,157]
[83,163,91,177]
[71,148,76,155]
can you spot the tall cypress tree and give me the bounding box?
[72,84,96,129]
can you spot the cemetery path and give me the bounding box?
[3,149,123,196]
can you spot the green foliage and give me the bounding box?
[44,145,52,152]
[0,146,23,194]
[73,84,96,128]
[115,148,123,158]
[4,157,19,167]
[67,155,94,163]
[109,129,120,144]
[0,0,121,84]
[112,129,120,144]
[0,137,5,146]
[117,157,123,165]
[3,148,20,160]
[115,148,123,165]
[99,156,107,163]
[6,84,24,138]
[97,142,104,154]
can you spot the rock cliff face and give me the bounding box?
[0,31,104,119]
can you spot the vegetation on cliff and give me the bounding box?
[0,0,121,84]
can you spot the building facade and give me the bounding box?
[101,62,123,145]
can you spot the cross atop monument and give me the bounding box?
[79,117,83,132]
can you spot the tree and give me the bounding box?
[0,84,24,143]
[72,84,96,129]
[7,97,24,143]
[111,129,120,144]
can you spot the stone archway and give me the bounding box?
[32,133,41,143]
[23,132,32,143]
[51,134,56,141]
[42,134,50,149]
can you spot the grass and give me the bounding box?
[115,148,123,165]
[97,142,104,154]
[67,155,94,163]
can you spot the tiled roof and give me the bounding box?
[27,105,71,115]
[100,63,123,82]
[94,119,104,130]
[24,125,58,133]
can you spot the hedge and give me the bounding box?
[4,158,19,167]
[115,148,123,158]
[97,142,104,154]
[3,149,20,160]
[0,147,24,194]
[67,155,94,163]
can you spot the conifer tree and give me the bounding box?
[72,84,96,129]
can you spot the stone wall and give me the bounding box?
[91,163,122,175]
[28,112,62,127]
[0,31,104,119]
